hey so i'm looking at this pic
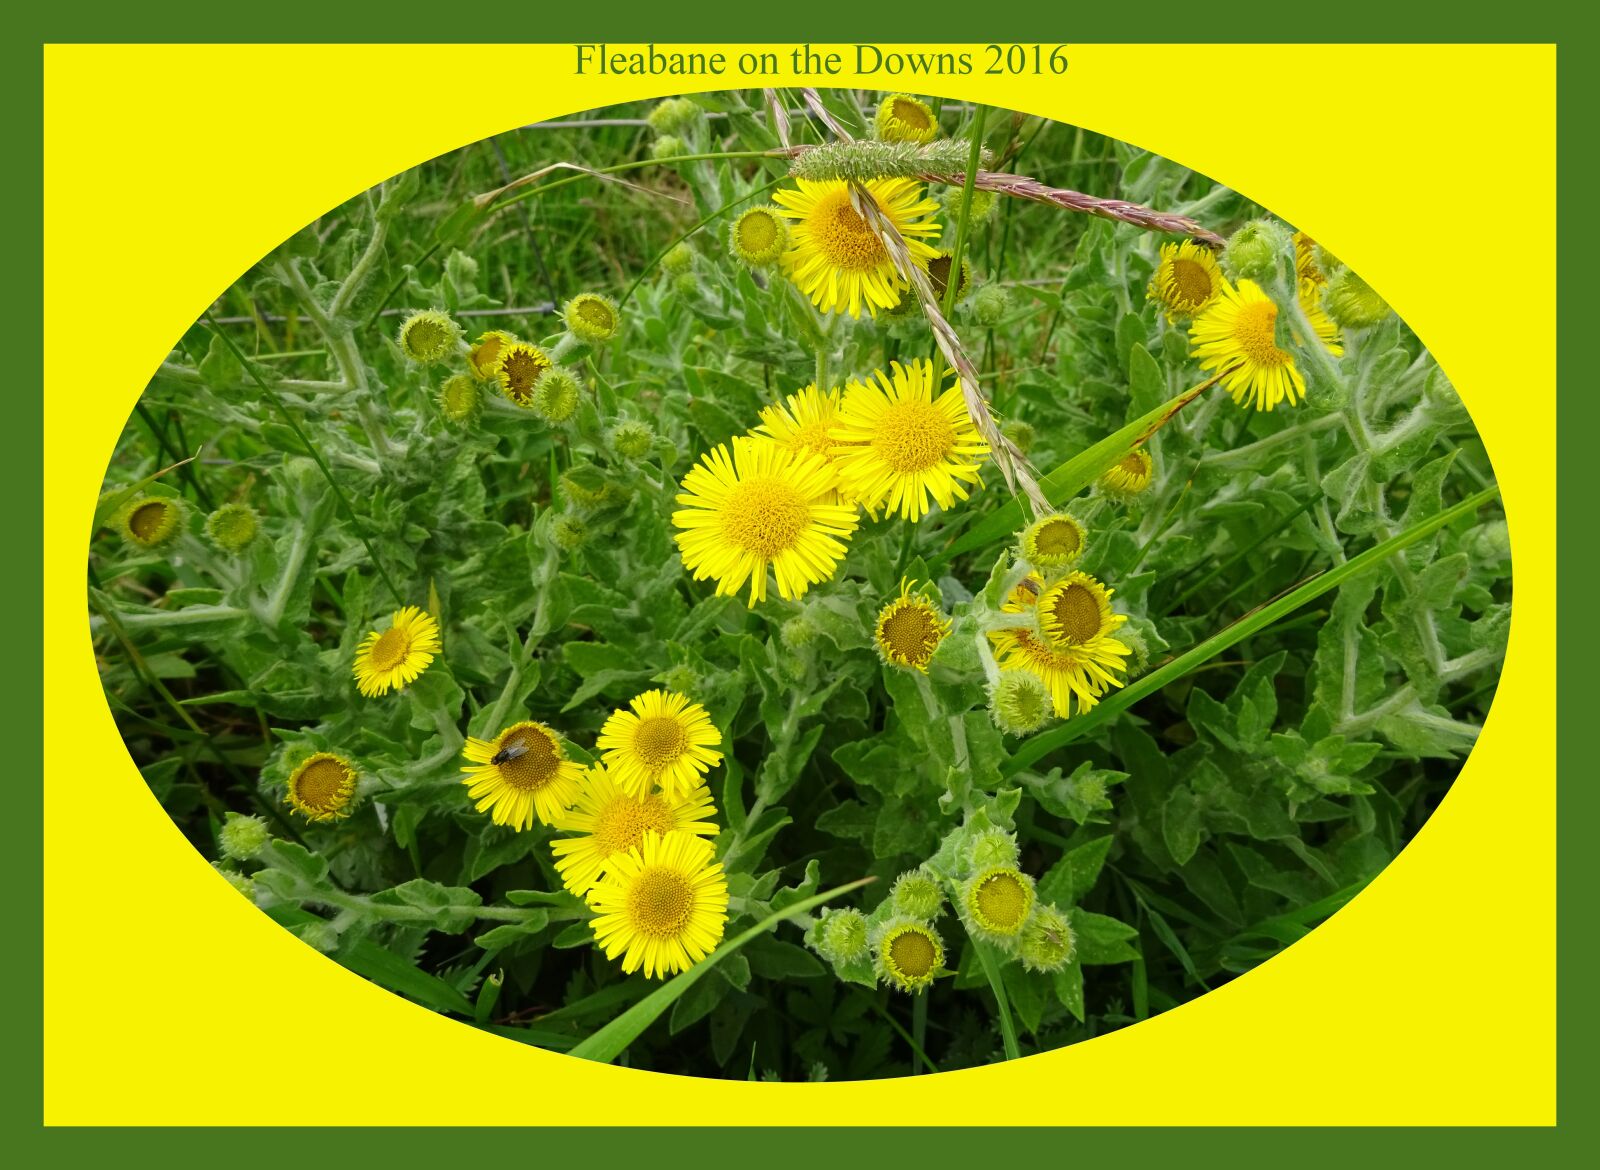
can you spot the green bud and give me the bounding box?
[1001,419,1034,454]
[397,309,462,364]
[562,292,620,344]
[966,825,1020,872]
[437,372,481,424]
[204,503,259,554]
[662,243,695,274]
[944,185,997,224]
[671,271,701,298]
[551,513,588,551]
[1323,270,1392,329]
[890,868,944,920]
[812,907,870,964]
[972,282,1009,326]
[989,670,1054,736]
[1469,519,1511,562]
[728,206,790,268]
[650,135,687,161]
[1019,903,1076,972]
[646,97,702,136]
[212,863,256,900]
[1223,219,1290,283]
[960,866,1036,946]
[872,916,945,992]
[218,813,271,861]
[779,615,819,651]
[656,664,701,696]
[530,368,581,424]
[1018,513,1086,571]
[608,419,655,462]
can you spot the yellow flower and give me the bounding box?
[831,359,990,521]
[751,383,852,501]
[1294,231,1326,285]
[467,330,518,381]
[672,435,859,606]
[874,93,940,144]
[988,575,1130,717]
[874,918,944,993]
[496,341,553,407]
[1037,571,1126,649]
[963,866,1036,941]
[562,293,620,344]
[1099,449,1154,497]
[728,206,790,268]
[285,752,358,822]
[461,720,584,831]
[352,606,441,697]
[596,689,724,800]
[551,765,719,895]
[587,831,729,979]
[1019,512,1087,570]
[1147,240,1224,321]
[1189,279,1307,412]
[1298,278,1344,357]
[774,177,941,317]
[873,578,950,672]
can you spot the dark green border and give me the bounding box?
[14,2,1581,1155]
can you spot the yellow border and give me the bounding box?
[44,44,1555,1124]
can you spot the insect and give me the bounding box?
[491,738,529,767]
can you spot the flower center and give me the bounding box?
[367,626,410,672]
[738,212,778,253]
[128,501,169,539]
[632,716,689,769]
[719,477,811,558]
[494,729,561,791]
[888,929,936,978]
[501,348,550,401]
[812,189,888,271]
[294,759,349,812]
[975,872,1029,931]
[1033,518,1081,557]
[1119,452,1148,476]
[592,794,675,857]
[405,319,448,355]
[1170,257,1214,306]
[891,97,932,130]
[1051,583,1103,644]
[872,399,957,474]
[576,299,614,331]
[627,867,695,937]
[783,419,836,461]
[880,604,942,664]
[926,254,958,300]
[1232,300,1289,368]
[1002,676,1050,724]
[471,334,505,373]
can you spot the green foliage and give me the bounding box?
[91,93,1507,1080]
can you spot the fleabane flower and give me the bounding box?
[285,752,358,823]
[774,177,941,317]
[1147,240,1224,321]
[596,689,725,801]
[587,831,729,980]
[831,359,989,521]
[672,435,859,606]
[551,765,718,895]
[460,720,584,831]
[750,383,851,501]
[874,93,940,144]
[872,578,950,672]
[352,606,441,697]
[873,917,945,993]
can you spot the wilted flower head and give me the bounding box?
[531,368,581,424]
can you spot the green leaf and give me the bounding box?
[1037,835,1113,907]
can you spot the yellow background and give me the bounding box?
[43,44,1556,1125]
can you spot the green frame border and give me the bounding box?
[13,4,1580,1152]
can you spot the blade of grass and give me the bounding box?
[1004,485,1500,775]
[567,877,874,1064]
[933,375,1219,567]
[972,939,1021,1061]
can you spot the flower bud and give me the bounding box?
[1019,903,1075,972]
[117,495,187,550]
[397,309,461,364]
[874,93,940,145]
[972,282,1009,326]
[989,671,1054,736]
[1098,448,1154,498]
[965,825,1020,871]
[872,917,944,992]
[890,868,944,920]
[671,271,701,298]
[1019,513,1086,571]
[1223,219,1290,283]
[204,503,260,553]
[662,243,695,274]
[647,97,702,136]
[1323,270,1392,329]
[1001,419,1034,454]
[812,907,870,964]
[656,663,701,696]
[944,185,997,224]
[728,206,789,268]
[608,419,655,462]
[437,373,481,424]
[219,812,271,861]
[562,293,620,344]
[650,135,687,160]
[212,863,256,900]
[779,615,818,651]
[551,513,588,551]
[531,368,581,424]
[961,866,1036,946]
